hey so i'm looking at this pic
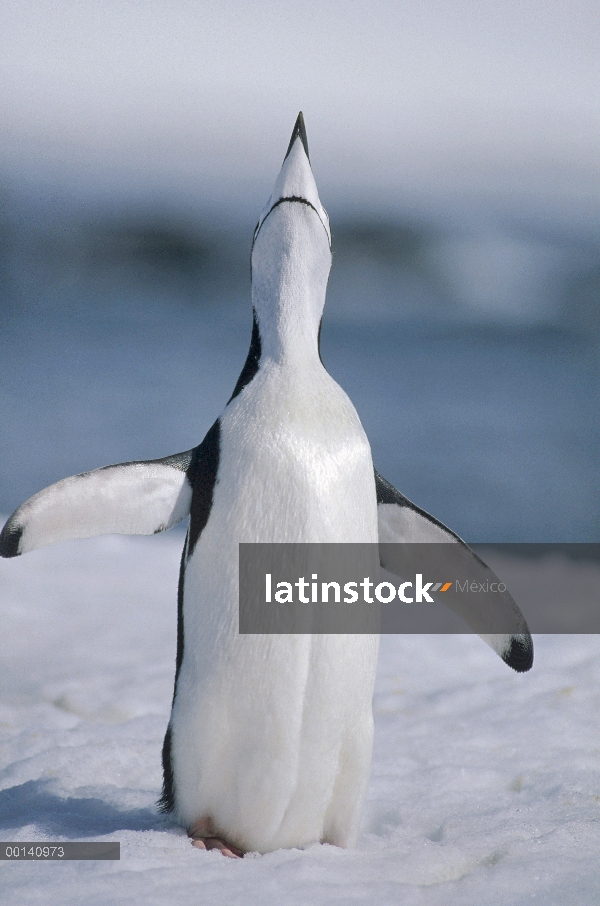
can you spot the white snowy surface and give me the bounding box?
[1,530,600,904]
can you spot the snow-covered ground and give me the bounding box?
[1,532,599,903]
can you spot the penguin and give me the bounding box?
[0,113,533,858]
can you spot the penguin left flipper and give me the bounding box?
[0,451,194,558]
[375,471,534,673]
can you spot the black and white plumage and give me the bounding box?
[0,113,532,855]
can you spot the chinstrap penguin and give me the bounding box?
[0,113,533,858]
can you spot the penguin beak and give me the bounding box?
[284,112,310,162]
[253,113,331,247]
[288,112,308,159]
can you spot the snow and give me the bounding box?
[1,530,600,904]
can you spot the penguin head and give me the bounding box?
[250,113,332,362]
[252,113,331,249]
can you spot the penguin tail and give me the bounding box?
[157,724,176,814]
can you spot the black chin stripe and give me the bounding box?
[252,196,331,252]
[317,317,324,365]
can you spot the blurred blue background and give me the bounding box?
[0,0,598,541]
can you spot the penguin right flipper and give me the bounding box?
[374,470,533,673]
[0,451,194,558]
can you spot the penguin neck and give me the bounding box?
[253,285,324,371]
[250,196,331,374]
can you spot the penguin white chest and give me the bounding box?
[218,364,379,541]
[170,367,380,853]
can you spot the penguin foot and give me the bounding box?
[190,836,243,858]
[188,820,244,859]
